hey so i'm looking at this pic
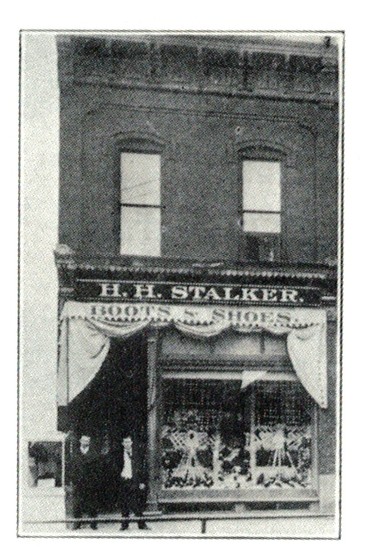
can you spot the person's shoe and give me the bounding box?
[72,523,82,530]
[138,523,150,530]
[90,523,98,530]
[120,524,129,531]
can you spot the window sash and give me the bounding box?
[162,371,297,381]
[242,160,281,212]
[120,152,161,206]
[120,152,161,256]
[120,206,161,256]
[242,211,281,234]
[242,160,281,237]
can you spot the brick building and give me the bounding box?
[49,33,339,527]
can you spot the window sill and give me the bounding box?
[159,488,319,504]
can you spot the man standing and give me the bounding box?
[71,435,99,530]
[116,435,149,531]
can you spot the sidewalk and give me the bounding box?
[19,515,338,538]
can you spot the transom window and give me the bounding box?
[120,152,161,256]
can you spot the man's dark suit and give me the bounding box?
[71,448,100,528]
[112,441,147,529]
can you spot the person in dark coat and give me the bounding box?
[113,435,149,531]
[71,435,99,530]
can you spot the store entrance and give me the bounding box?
[66,333,148,514]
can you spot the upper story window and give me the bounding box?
[242,160,281,262]
[120,152,161,256]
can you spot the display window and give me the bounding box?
[161,378,314,493]
[28,441,63,488]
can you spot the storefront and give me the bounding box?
[56,264,335,515]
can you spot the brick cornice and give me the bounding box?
[57,35,339,106]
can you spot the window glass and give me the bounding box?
[120,152,161,256]
[160,330,262,358]
[254,383,312,489]
[161,380,313,491]
[120,206,161,256]
[242,212,281,234]
[161,380,246,490]
[213,331,261,357]
[242,160,281,245]
[28,441,63,488]
[243,161,281,212]
[160,330,213,358]
[121,153,161,206]
[263,333,288,356]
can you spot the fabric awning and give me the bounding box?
[241,371,268,390]
[58,301,327,408]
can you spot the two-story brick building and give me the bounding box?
[52,33,339,524]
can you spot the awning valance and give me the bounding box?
[58,301,327,408]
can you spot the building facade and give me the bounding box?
[28,33,340,530]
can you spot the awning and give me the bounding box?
[58,301,327,408]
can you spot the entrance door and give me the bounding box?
[65,333,148,514]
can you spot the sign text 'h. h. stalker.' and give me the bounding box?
[75,279,322,307]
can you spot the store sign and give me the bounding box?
[75,279,321,307]
[84,302,322,328]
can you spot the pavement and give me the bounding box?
[19,515,339,538]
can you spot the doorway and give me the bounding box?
[65,332,148,514]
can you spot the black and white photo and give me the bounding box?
[18,30,342,538]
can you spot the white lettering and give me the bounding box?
[99,282,120,297]
[188,286,206,300]
[92,280,307,307]
[204,287,221,301]
[222,287,240,301]
[133,284,155,299]
[171,285,189,300]
[262,289,278,302]
[241,288,260,302]
[280,289,299,303]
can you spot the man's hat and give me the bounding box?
[80,435,91,443]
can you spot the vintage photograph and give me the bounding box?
[19,30,342,538]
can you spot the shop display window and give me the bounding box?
[161,379,313,491]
